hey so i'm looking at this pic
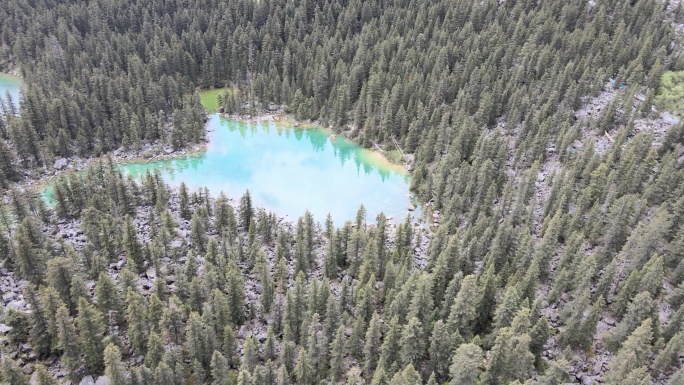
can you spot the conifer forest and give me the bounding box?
[1,0,684,384]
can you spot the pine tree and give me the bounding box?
[123,215,145,270]
[399,316,425,369]
[243,335,259,372]
[147,294,164,332]
[559,290,603,350]
[46,256,75,306]
[14,218,47,284]
[264,326,277,361]
[145,331,164,369]
[24,287,51,357]
[387,364,421,385]
[280,340,297,375]
[130,366,154,385]
[328,325,346,383]
[654,331,684,374]
[55,305,82,382]
[604,291,656,351]
[225,261,246,325]
[191,210,208,253]
[238,190,253,229]
[370,366,389,385]
[222,326,238,368]
[449,343,483,385]
[34,364,59,385]
[236,369,251,385]
[428,319,452,379]
[179,183,191,220]
[96,272,124,325]
[210,350,231,385]
[0,358,28,385]
[605,318,653,385]
[407,273,434,325]
[294,348,314,385]
[104,343,129,385]
[537,357,570,385]
[378,316,401,375]
[77,297,106,374]
[185,312,216,370]
[447,275,481,337]
[126,289,149,355]
[484,327,534,384]
[363,312,383,375]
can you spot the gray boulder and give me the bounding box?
[54,158,68,170]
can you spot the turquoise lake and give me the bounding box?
[18,74,416,225]
[121,115,415,225]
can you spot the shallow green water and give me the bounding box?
[47,115,416,225]
[0,73,22,112]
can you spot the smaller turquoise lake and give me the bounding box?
[120,115,415,225]
[0,73,22,112]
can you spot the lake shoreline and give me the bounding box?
[10,106,423,231]
[17,141,208,194]
[212,110,411,173]
[29,110,409,190]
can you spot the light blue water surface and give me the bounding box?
[110,116,415,225]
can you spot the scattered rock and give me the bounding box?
[20,364,33,376]
[3,292,16,303]
[145,267,156,279]
[166,276,175,284]
[54,158,68,170]
[95,376,110,385]
[29,371,38,385]
[79,376,96,385]
[8,300,25,309]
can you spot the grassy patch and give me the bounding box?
[655,71,684,117]
[198,87,234,111]
[384,149,405,164]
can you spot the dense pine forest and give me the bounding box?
[1,0,684,384]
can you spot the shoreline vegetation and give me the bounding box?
[22,107,412,205]
[199,87,412,170]
[6,83,412,204]
[22,105,421,231]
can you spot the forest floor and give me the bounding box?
[0,179,433,383]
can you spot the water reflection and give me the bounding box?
[120,115,414,224]
[0,73,22,115]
